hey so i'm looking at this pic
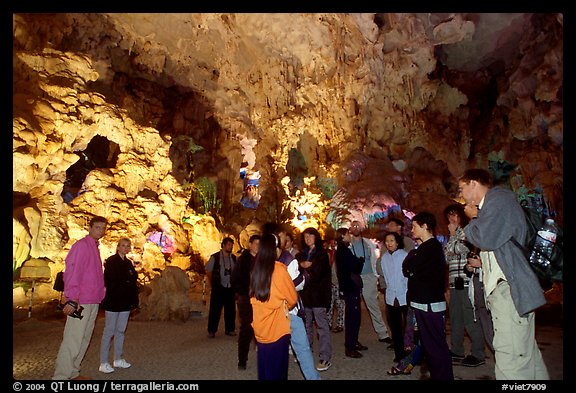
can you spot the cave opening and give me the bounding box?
[61,135,120,203]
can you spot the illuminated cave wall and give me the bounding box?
[12,13,563,307]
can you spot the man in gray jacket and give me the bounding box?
[458,168,549,380]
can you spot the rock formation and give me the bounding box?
[12,13,563,313]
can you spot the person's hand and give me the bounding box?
[466,255,482,268]
[63,301,79,316]
[447,222,458,235]
[300,261,312,269]
[464,203,478,219]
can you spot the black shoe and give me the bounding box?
[238,363,247,370]
[345,349,363,358]
[355,342,368,351]
[450,351,465,363]
[225,331,237,336]
[208,332,215,338]
[461,355,485,367]
[379,337,393,344]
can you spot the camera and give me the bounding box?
[224,268,231,276]
[454,277,465,290]
[467,251,479,259]
[57,300,84,319]
[358,256,365,263]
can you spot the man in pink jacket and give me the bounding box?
[52,216,107,380]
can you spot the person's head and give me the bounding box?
[221,237,234,253]
[443,203,469,227]
[248,234,261,256]
[458,168,492,206]
[285,233,296,250]
[249,233,277,301]
[349,220,363,237]
[262,222,291,249]
[386,217,405,235]
[116,237,131,257]
[383,231,403,253]
[301,227,323,251]
[411,211,437,241]
[88,216,107,240]
[336,227,351,244]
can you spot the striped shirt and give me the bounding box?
[444,227,471,288]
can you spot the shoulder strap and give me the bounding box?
[510,236,530,259]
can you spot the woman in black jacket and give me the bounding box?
[99,238,139,373]
[402,212,453,380]
[298,227,333,372]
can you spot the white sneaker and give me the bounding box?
[113,359,131,368]
[99,363,114,373]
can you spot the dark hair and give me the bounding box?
[336,227,349,242]
[221,237,234,247]
[249,233,277,301]
[89,215,107,227]
[300,227,324,251]
[248,234,261,244]
[262,222,291,236]
[412,211,437,234]
[443,203,469,226]
[459,168,493,187]
[386,217,404,227]
[382,231,404,250]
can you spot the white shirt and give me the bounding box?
[380,249,409,306]
[477,196,506,296]
[285,258,305,315]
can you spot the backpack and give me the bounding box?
[511,207,563,290]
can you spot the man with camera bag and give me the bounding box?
[206,237,237,338]
[349,221,391,344]
[443,203,487,368]
[52,216,108,380]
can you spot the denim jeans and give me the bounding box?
[100,310,130,363]
[290,313,321,380]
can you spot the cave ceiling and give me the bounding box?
[12,12,563,281]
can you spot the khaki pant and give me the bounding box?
[52,304,99,380]
[487,282,549,380]
[361,274,389,339]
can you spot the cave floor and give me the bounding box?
[13,297,563,383]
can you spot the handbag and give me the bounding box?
[53,271,65,292]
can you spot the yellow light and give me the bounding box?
[281,176,330,234]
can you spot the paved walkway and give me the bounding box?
[12,301,563,382]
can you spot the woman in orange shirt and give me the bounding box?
[250,233,298,380]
